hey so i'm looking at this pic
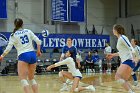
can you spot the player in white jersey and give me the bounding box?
[131,39,140,86]
[104,43,112,72]
[60,37,81,85]
[107,24,136,93]
[47,50,95,93]
[0,18,42,93]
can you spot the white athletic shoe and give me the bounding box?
[128,89,135,93]
[128,91,135,93]
[87,85,95,92]
[60,84,69,91]
[133,81,138,86]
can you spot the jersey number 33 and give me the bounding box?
[20,35,29,44]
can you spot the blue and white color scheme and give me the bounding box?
[42,29,49,38]
[51,0,84,22]
[117,35,135,62]
[2,29,41,56]
[0,0,7,19]
[70,0,84,22]
[51,0,69,22]
[0,32,110,49]
[0,33,8,47]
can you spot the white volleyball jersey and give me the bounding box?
[55,57,82,77]
[134,45,140,59]
[4,29,41,56]
[104,46,112,54]
[117,35,135,62]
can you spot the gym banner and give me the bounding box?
[51,0,84,22]
[0,32,110,49]
[70,0,84,22]
[51,0,69,22]
[0,0,7,19]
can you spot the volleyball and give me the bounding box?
[42,29,49,37]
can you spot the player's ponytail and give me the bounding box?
[11,18,23,36]
[69,50,78,69]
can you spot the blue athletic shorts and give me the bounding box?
[74,76,82,80]
[122,60,135,69]
[18,51,37,64]
[137,61,140,65]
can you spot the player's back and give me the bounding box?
[117,35,133,62]
[12,29,35,56]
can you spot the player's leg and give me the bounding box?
[18,61,30,93]
[99,59,102,72]
[107,59,111,72]
[28,63,38,93]
[115,61,135,93]
[59,71,73,91]
[70,77,80,92]
[28,51,38,93]
[109,62,112,72]
[71,77,95,92]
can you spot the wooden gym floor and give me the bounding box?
[0,72,140,93]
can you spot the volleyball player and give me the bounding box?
[107,24,136,93]
[47,50,95,92]
[131,39,140,86]
[60,37,81,85]
[0,18,41,93]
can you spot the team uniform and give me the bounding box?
[60,45,78,84]
[117,35,135,69]
[132,45,140,85]
[3,29,41,64]
[85,55,94,72]
[133,45,140,71]
[55,57,82,79]
[51,57,96,92]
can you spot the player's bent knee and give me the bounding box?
[74,88,79,92]
[29,79,37,85]
[59,71,63,77]
[21,79,29,87]
[116,79,125,84]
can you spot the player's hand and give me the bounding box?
[37,50,41,57]
[0,56,4,62]
[46,66,52,71]
[133,57,139,63]
[106,54,114,60]
[78,64,81,68]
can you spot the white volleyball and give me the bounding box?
[42,30,49,37]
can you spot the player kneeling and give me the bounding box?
[47,50,95,92]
